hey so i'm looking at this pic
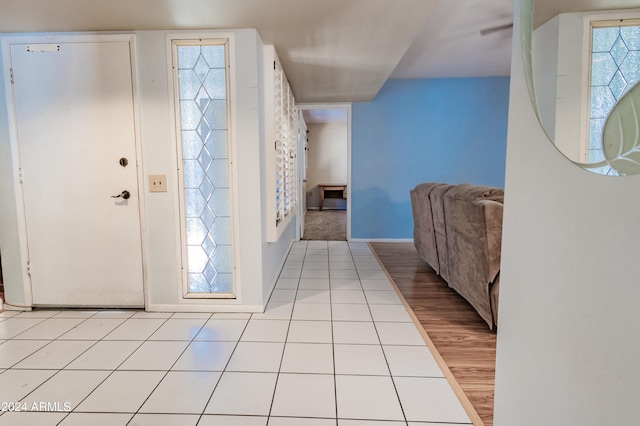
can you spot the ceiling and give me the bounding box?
[390,0,513,79]
[4,1,638,128]
[0,0,515,103]
[4,1,638,103]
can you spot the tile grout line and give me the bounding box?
[351,243,409,426]
[328,243,339,426]
[0,242,470,424]
[68,312,174,423]
[368,242,480,426]
[1,310,90,368]
[125,312,215,423]
[196,312,252,424]
[7,311,146,423]
[266,240,305,422]
[63,312,211,421]
[10,311,119,414]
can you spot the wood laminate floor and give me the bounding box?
[369,242,496,426]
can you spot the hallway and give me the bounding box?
[0,241,471,425]
[302,211,347,241]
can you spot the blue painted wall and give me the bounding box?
[351,77,510,239]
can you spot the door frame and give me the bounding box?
[1,33,148,309]
[295,103,352,241]
[296,109,308,241]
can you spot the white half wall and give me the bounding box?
[494,2,640,424]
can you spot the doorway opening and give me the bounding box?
[298,105,351,241]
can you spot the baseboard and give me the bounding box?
[0,303,31,312]
[147,303,265,313]
[305,207,346,211]
[349,238,414,243]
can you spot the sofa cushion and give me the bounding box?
[428,184,455,282]
[410,183,443,274]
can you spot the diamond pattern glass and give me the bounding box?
[610,36,629,66]
[181,131,203,160]
[177,43,233,295]
[589,25,640,174]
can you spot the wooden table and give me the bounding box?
[319,184,347,211]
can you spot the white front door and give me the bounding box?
[9,37,144,307]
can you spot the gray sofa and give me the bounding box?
[410,182,504,329]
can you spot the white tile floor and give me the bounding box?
[0,241,472,425]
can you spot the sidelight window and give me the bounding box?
[172,39,235,298]
[588,22,640,175]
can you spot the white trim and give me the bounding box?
[580,15,593,163]
[128,35,150,312]
[349,238,414,243]
[1,37,32,307]
[147,303,264,313]
[296,110,308,241]
[0,304,30,312]
[579,8,640,26]
[296,103,352,241]
[164,34,187,304]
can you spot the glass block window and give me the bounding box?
[173,40,234,297]
[589,24,640,175]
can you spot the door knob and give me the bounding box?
[111,190,131,200]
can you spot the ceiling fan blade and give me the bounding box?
[480,22,514,36]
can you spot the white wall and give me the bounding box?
[306,122,348,209]
[531,16,559,145]
[494,2,640,424]
[533,12,587,161]
[532,13,588,162]
[553,13,587,161]
[138,29,273,311]
[0,29,294,312]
